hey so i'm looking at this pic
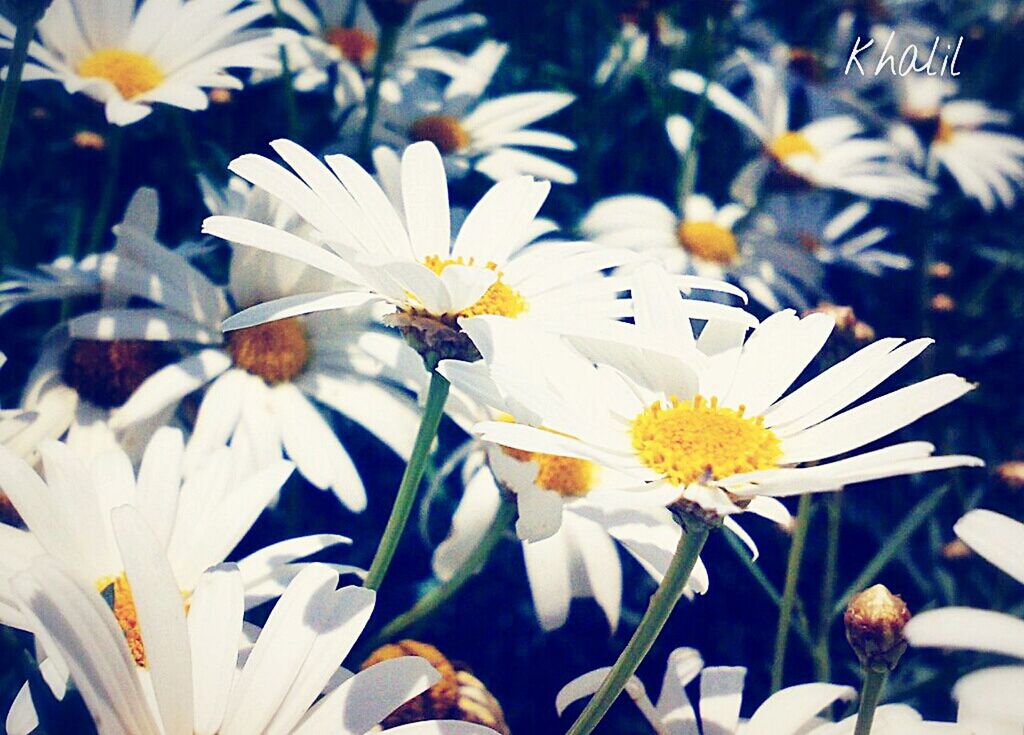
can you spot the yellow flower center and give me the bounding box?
[501,445,597,498]
[797,231,821,252]
[63,339,172,409]
[95,573,146,668]
[630,395,782,486]
[768,131,819,162]
[677,221,739,265]
[77,49,164,100]
[409,115,471,155]
[226,317,311,384]
[324,26,378,65]
[421,256,528,318]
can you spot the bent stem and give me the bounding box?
[270,0,299,137]
[565,518,713,735]
[357,22,399,162]
[815,491,843,683]
[770,492,813,692]
[0,12,36,173]
[853,669,887,735]
[86,126,123,255]
[374,496,517,645]
[364,368,450,592]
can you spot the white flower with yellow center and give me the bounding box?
[257,0,485,101]
[557,646,857,735]
[468,263,981,521]
[669,61,935,207]
[203,141,634,363]
[65,186,426,512]
[906,509,1024,734]
[8,538,494,735]
[0,0,287,126]
[363,40,578,183]
[581,117,823,311]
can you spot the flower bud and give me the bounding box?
[844,584,911,672]
[362,640,511,734]
[996,461,1024,490]
[0,0,53,23]
[930,293,955,313]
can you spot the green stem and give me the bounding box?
[375,496,516,645]
[357,22,399,163]
[0,13,36,173]
[364,369,450,592]
[270,0,298,138]
[853,669,888,735]
[770,493,813,692]
[815,492,843,682]
[566,519,713,735]
[86,126,123,255]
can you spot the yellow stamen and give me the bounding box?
[324,26,378,65]
[631,395,782,486]
[677,221,739,265]
[77,49,164,100]
[95,573,146,668]
[498,415,596,497]
[420,256,528,319]
[768,131,819,161]
[226,317,311,384]
[409,115,471,155]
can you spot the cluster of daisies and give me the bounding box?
[0,0,1019,732]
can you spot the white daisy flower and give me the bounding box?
[257,0,485,100]
[8,537,494,735]
[749,193,911,278]
[0,0,287,126]
[593,10,685,89]
[669,62,935,207]
[556,646,858,735]
[0,429,353,636]
[469,263,981,522]
[905,509,1024,734]
[202,141,633,365]
[73,185,425,512]
[363,41,578,183]
[892,77,1024,212]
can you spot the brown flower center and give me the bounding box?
[63,339,171,409]
[226,317,310,384]
[409,115,471,154]
[324,26,378,65]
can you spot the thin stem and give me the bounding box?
[815,492,843,683]
[853,669,888,735]
[565,519,713,735]
[270,0,299,138]
[771,493,813,692]
[357,22,399,163]
[374,496,517,645]
[86,126,123,255]
[0,13,36,173]
[364,368,450,592]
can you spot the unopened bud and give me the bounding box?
[942,539,972,560]
[363,640,511,734]
[208,88,232,104]
[844,584,911,672]
[929,261,953,279]
[996,461,1024,490]
[930,293,955,312]
[72,130,106,152]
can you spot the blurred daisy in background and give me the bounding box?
[72,186,425,512]
[890,76,1024,212]
[204,141,631,365]
[0,0,287,125]
[362,41,578,183]
[747,193,911,278]
[906,509,1024,734]
[9,545,492,735]
[670,61,935,207]
[260,0,485,103]
[472,264,981,523]
[581,117,823,310]
[593,5,685,90]
[557,646,857,734]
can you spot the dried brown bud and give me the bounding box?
[996,461,1024,490]
[845,584,911,672]
[930,294,956,313]
[363,640,511,734]
[929,261,953,279]
[942,539,972,560]
[72,130,106,152]
[208,88,232,104]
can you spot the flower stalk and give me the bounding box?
[853,669,887,735]
[86,125,123,255]
[357,21,399,163]
[364,367,450,591]
[565,516,713,735]
[770,492,813,692]
[374,495,516,644]
[0,10,37,173]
